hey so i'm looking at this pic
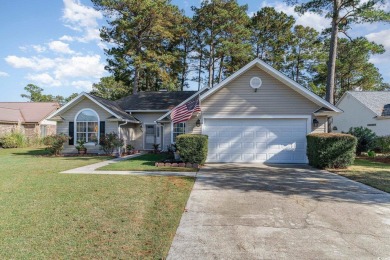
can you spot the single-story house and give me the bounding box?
[47,58,341,163]
[0,102,59,138]
[333,91,390,136]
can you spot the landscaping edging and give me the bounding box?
[155,162,200,169]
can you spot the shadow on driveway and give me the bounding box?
[195,163,389,204]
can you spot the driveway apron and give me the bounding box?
[167,163,390,260]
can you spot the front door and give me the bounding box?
[144,124,163,150]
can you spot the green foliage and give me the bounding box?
[0,132,27,148]
[250,7,295,70]
[374,135,390,154]
[98,132,124,155]
[43,134,70,155]
[21,83,78,105]
[307,133,357,169]
[90,76,131,100]
[175,134,208,164]
[347,126,377,155]
[192,0,252,87]
[367,150,376,157]
[92,0,187,93]
[75,140,86,151]
[313,38,387,101]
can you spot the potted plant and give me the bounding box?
[76,140,87,155]
[126,144,134,155]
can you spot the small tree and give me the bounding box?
[374,136,390,154]
[43,134,70,156]
[347,127,377,155]
[98,132,124,155]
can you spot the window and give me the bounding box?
[172,122,185,143]
[75,109,99,143]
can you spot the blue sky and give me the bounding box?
[0,0,389,102]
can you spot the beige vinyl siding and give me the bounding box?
[186,115,202,135]
[57,97,118,153]
[201,66,320,116]
[312,117,328,133]
[130,112,166,150]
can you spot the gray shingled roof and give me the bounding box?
[348,91,390,117]
[117,91,197,110]
[89,94,140,122]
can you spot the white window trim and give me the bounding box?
[74,108,100,145]
[171,121,186,144]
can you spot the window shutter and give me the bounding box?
[69,122,74,145]
[100,121,105,137]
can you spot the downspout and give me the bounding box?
[118,121,129,156]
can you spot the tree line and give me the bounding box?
[22,0,389,104]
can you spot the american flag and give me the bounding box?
[171,96,201,124]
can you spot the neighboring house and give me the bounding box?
[0,102,60,138]
[47,58,341,163]
[333,91,390,136]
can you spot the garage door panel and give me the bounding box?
[204,118,308,163]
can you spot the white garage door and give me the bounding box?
[203,118,308,163]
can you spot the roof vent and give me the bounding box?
[250,77,262,92]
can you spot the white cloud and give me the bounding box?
[62,0,103,43]
[59,35,74,42]
[71,80,93,91]
[367,29,390,49]
[54,54,105,79]
[26,73,62,87]
[48,40,75,54]
[0,71,9,77]
[367,29,390,66]
[5,56,56,71]
[32,45,46,53]
[271,2,330,32]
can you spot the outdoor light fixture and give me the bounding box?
[196,119,202,127]
[333,126,338,131]
[313,118,319,128]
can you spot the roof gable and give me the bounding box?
[201,58,341,112]
[340,91,390,117]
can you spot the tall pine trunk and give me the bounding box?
[133,67,139,95]
[326,0,340,104]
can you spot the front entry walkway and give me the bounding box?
[168,163,390,259]
[61,154,196,177]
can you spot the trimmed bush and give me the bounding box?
[43,134,70,155]
[175,134,208,164]
[347,127,377,155]
[307,133,357,169]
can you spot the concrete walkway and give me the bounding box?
[168,163,390,260]
[61,153,197,177]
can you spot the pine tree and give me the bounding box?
[92,0,186,94]
[289,0,390,104]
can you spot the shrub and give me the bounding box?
[307,133,357,169]
[98,132,124,155]
[0,132,27,148]
[347,127,377,155]
[43,134,70,155]
[374,135,390,154]
[367,150,376,157]
[175,134,208,164]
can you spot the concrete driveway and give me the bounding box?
[168,164,390,260]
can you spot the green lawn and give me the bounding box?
[98,153,198,172]
[331,158,390,193]
[0,148,194,259]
